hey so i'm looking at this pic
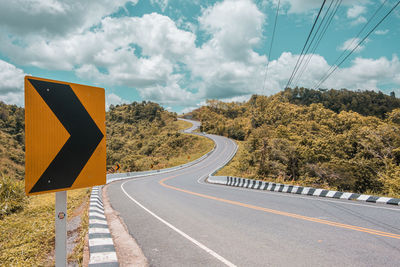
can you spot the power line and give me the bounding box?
[262,0,280,93]
[285,0,327,89]
[293,0,342,88]
[292,0,338,87]
[312,0,389,90]
[312,0,388,89]
[313,0,400,90]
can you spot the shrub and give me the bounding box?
[0,174,26,218]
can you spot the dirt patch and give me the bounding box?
[82,232,89,267]
[103,184,148,267]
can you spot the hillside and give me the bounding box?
[0,102,25,181]
[189,94,400,197]
[282,87,400,119]
[1,100,213,216]
[106,101,213,172]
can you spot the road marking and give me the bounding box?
[121,181,237,267]
[160,177,400,240]
[198,177,400,211]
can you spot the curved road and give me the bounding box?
[107,120,400,266]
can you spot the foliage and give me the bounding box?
[107,101,213,172]
[281,87,400,119]
[0,101,25,141]
[191,94,400,197]
[0,174,26,219]
[0,102,25,181]
[0,188,90,266]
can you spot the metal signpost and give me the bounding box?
[25,76,106,266]
[55,191,67,266]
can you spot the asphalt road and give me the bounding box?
[107,120,400,266]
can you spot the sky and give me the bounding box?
[0,0,399,113]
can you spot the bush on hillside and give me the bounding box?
[0,174,26,218]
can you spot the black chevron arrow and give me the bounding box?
[28,79,104,193]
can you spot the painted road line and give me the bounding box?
[200,177,400,212]
[161,177,400,240]
[121,180,237,267]
[211,176,400,206]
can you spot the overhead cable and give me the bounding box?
[293,0,342,88]
[285,0,327,89]
[313,0,392,89]
[262,0,280,93]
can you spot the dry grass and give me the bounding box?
[162,133,214,167]
[215,140,253,177]
[173,119,192,131]
[68,189,90,266]
[0,188,90,266]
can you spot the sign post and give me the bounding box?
[25,76,106,266]
[55,191,67,267]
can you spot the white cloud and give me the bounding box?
[326,56,400,90]
[0,60,25,93]
[279,0,369,14]
[347,5,366,18]
[251,52,400,93]
[106,93,128,109]
[198,0,264,61]
[286,54,400,91]
[138,74,195,105]
[0,0,137,35]
[190,0,267,99]
[0,92,24,106]
[0,59,26,106]
[280,0,326,14]
[350,16,367,26]
[0,0,398,109]
[375,29,389,35]
[220,94,252,103]
[0,13,196,87]
[151,0,169,12]
[338,38,365,53]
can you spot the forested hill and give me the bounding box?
[0,102,25,180]
[106,101,213,172]
[1,100,214,179]
[189,95,400,197]
[282,88,400,119]
[0,100,213,218]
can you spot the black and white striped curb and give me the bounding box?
[88,186,119,267]
[207,176,400,206]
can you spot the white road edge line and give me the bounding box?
[121,180,236,267]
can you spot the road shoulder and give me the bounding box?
[103,184,148,266]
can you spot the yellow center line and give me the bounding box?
[157,142,400,240]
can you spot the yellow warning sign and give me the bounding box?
[25,76,106,195]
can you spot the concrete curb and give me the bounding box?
[207,176,400,206]
[88,186,119,267]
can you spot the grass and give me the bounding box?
[215,141,324,185]
[216,141,337,189]
[161,133,214,167]
[0,188,90,266]
[216,141,400,198]
[215,140,251,177]
[138,119,214,170]
[68,190,90,266]
[173,119,192,131]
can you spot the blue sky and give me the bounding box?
[0,0,399,113]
